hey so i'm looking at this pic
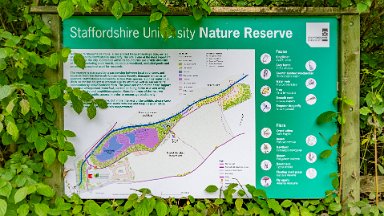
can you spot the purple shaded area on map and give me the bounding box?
[95,128,159,162]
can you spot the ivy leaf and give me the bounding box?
[95,99,108,109]
[155,201,168,216]
[87,103,97,119]
[111,1,123,20]
[6,121,19,141]
[316,111,337,125]
[43,148,56,165]
[58,0,75,21]
[49,85,61,100]
[73,53,86,69]
[0,199,6,216]
[35,203,50,216]
[320,149,332,159]
[34,137,47,153]
[36,184,55,197]
[20,99,30,115]
[205,185,218,193]
[14,187,29,204]
[0,85,15,101]
[149,12,163,23]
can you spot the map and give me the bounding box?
[64,49,256,198]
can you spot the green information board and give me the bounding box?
[63,16,338,199]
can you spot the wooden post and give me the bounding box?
[340,15,360,207]
[42,14,64,197]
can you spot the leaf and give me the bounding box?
[0,85,15,101]
[73,53,86,69]
[61,47,71,61]
[360,107,372,115]
[39,36,51,46]
[329,133,340,146]
[155,201,168,216]
[268,199,282,213]
[149,12,163,23]
[0,199,6,216]
[357,2,369,13]
[20,99,30,115]
[186,0,197,6]
[111,1,123,20]
[121,1,134,13]
[320,149,332,159]
[378,164,384,175]
[255,0,263,5]
[281,200,292,208]
[36,184,55,197]
[332,176,339,189]
[95,99,108,109]
[58,151,68,164]
[0,182,12,198]
[316,111,337,125]
[43,148,56,165]
[49,85,61,100]
[5,99,16,114]
[58,1,75,20]
[34,137,47,153]
[373,104,384,114]
[17,204,29,216]
[0,48,8,59]
[63,130,76,137]
[192,8,203,20]
[26,127,38,143]
[6,121,19,141]
[205,185,218,193]
[14,187,29,204]
[87,103,96,119]
[237,189,246,197]
[329,203,342,212]
[80,91,93,101]
[69,93,83,114]
[235,198,243,211]
[35,203,50,216]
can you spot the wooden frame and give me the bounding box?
[31,6,361,210]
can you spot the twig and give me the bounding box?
[373,114,379,206]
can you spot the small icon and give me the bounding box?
[305,60,317,71]
[260,53,272,64]
[305,78,317,89]
[261,128,272,138]
[306,135,317,146]
[260,69,271,80]
[306,152,317,163]
[306,168,317,179]
[261,160,272,171]
[260,101,272,113]
[306,94,317,105]
[260,143,272,154]
[261,176,272,187]
[260,85,271,97]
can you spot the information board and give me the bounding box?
[63,16,338,199]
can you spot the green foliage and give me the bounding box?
[0,0,381,214]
